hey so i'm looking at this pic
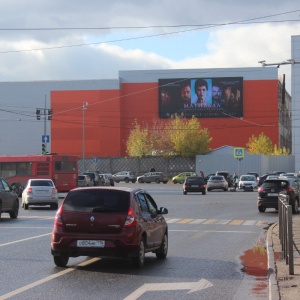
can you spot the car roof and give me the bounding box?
[71,186,143,193]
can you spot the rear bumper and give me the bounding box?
[257,197,278,209]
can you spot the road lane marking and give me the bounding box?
[216,219,231,225]
[229,220,244,225]
[0,233,51,247]
[189,219,207,224]
[242,220,256,225]
[176,218,194,224]
[202,219,218,224]
[166,218,181,223]
[0,257,100,300]
[124,278,213,300]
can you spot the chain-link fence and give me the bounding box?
[79,156,195,178]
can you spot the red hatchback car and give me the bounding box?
[51,187,168,268]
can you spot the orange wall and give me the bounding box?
[51,79,278,158]
[51,89,120,157]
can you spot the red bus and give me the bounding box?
[0,154,78,195]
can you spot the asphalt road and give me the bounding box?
[0,184,279,300]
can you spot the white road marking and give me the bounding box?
[0,257,100,300]
[124,278,213,300]
[0,233,51,247]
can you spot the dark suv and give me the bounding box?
[257,177,300,213]
[51,187,168,268]
[0,177,19,219]
[215,171,233,187]
[183,176,206,195]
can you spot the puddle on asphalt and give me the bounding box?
[239,234,268,297]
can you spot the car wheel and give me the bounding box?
[54,254,69,267]
[258,206,266,212]
[11,183,22,197]
[292,198,299,214]
[173,180,177,184]
[0,202,2,219]
[224,188,228,191]
[125,178,129,183]
[132,180,136,183]
[183,191,187,195]
[51,203,58,210]
[155,178,160,184]
[9,199,19,219]
[116,180,120,183]
[202,191,206,195]
[138,178,143,183]
[131,238,145,268]
[156,232,168,259]
[163,181,168,184]
[24,203,29,210]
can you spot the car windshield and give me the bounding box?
[263,181,289,189]
[186,177,204,184]
[210,176,223,180]
[241,176,256,181]
[30,180,53,187]
[63,189,130,212]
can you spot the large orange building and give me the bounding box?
[51,67,290,158]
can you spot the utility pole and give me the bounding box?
[36,95,52,154]
[82,102,88,171]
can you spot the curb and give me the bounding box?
[267,222,280,300]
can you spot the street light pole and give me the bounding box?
[82,102,88,171]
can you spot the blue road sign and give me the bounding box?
[42,135,50,143]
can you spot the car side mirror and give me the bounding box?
[159,207,168,214]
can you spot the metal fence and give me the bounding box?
[79,156,195,178]
[278,194,294,275]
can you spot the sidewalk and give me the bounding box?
[267,214,300,299]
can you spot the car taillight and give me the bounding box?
[258,187,263,193]
[54,206,63,227]
[284,187,293,193]
[124,207,137,227]
[27,187,32,194]
[52,187,58,194]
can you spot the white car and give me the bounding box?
[22,179,58,210]
[238,175,258,190]
[206,175,228,191]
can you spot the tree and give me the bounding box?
[126,120,153,157]
[246,132,290,155]
[167,115,212,157]
[126,115,212,157]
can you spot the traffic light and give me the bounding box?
[36,109,41,120]
[48,109,52,120]
[42,143,46,154]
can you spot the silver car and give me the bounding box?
[238,175,258,190]
[112,171,137,183]
[77,174,93,187]
[206,175,228,191]
[22,179,59,210]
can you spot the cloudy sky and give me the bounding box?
[0,0,299,93]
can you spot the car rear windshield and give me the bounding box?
[78,176,85,180]
[210,176,223,180]
[30,180,53,186]
[63,189,130,212]
[241,176,256,181]
[186,177,204,184]
[262,180,289,189]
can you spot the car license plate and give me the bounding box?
[77,240,105,248]
[268,193,278,196]
[191,185,198,187]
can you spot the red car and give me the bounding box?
[51,187,168,267]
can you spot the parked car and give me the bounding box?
[22,179,58,210]
[51,186,169,267]
[238,175,258,191]
[137,172,169,184]
[84,171,100,186]
[100,173,115,186]
[172,172,196,184]
[206,175,228,191]
[77,174,93,187]
[98,174,111,186]
[112,171,136,183]
[258,171,286,186]
[183,176,206,195]
[215,171,233,187]
[257,177,300,213]
[0,177,19,219]
[247,172,260,181]
[204,173,216,184]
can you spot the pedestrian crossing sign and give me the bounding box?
[234,147,244,158]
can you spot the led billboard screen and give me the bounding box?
[158,77,243,118]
